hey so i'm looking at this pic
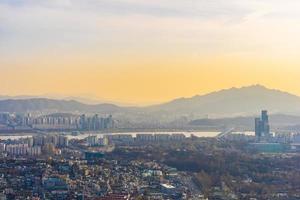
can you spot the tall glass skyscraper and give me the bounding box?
[255,110,270,138]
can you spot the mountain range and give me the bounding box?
[0,95,132,106]
[146,84,300,118]
[1,85,300,123]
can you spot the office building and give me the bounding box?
[255,110,270,138]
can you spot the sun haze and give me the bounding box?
[1,0,300,105]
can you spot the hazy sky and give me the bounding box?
[1,0,300,105]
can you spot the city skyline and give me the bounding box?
[2,1,300,199]
[1,0,300,105]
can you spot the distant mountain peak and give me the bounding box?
[198,84,272,98]
[165,84,293,106]
[239,84,270,91]
[243,84,266,89]
[149,84,300,118]
[206,84,296,97]
[221,84,267,92]
[0,85,300,121]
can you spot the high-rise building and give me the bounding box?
[58,135,69,147]
[255,110,270,138]
[255,118,262,137]
[79,114,114,131]
[5,144,35,156]
[98,136,109,146]
[86,135,98,146]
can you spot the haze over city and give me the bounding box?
[1,0,300,105]
[3,1,300,200]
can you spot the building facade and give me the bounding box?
[255,110,270,138]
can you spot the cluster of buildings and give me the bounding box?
[86,135,109,147]
[0,134,69,157]
[0,133,203,200]
[29,114,78,130]
[237,109,300,145]
[0,113,114,131]
[82,133,187,147]
[5,144,41,156]
[249,110,300,153]
[0,132,188,159]
[135,133,186,142]
[218,110,300,153]
[79,114,114,131]
[106,133,186,145]
[0,158,201,200]
[3,114,300,199]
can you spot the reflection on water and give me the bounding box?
[66,131,221,140]
[0,131,221,141]
[0,135,33,140]
[0,131,255,141]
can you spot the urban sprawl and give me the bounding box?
[0,111,299,199]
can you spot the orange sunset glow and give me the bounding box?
[1,0,300,105]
